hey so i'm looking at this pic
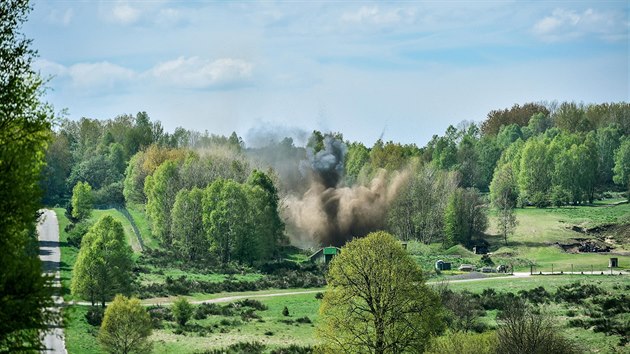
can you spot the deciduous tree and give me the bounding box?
[0,1,56,349]
[171,188,206,261]
[71,181,93,221]
[71,216,133,307]
[444,188,488,247]
[98,295,152,354]
[490,164,518,245]
[317,231,444,353]
[144,160,181,245]
[613,139,630,200]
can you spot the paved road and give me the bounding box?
[37,209,67,354]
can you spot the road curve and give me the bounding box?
[38,209,67,354]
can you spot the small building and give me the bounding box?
[435,260,452,271]
[609,258,619,268]
[309,247,341,264]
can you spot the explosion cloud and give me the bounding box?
[284,136,408,247]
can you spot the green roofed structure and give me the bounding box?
[309,246,342,264]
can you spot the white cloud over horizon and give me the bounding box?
[36,56,255,93]
[533,8,629,42]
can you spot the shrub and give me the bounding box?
[240,309,261,322]
[233,299,268,311]
[270,345,314,354]
[282,306,290,317]
[296,316,312,324]
[171,297,193,327]
[426,331,498,354]
[519,286,552,304]
[85,306,104,326]
[496,303,579,354]
[555,282,604,304]
[202,342,266,354]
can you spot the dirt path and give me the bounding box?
[38,209,67,354]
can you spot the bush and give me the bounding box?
[497,303,579,354]
[146,305,171,328]
[203,342,266,354]
[426,331,498,354]
[295,316,312,324]
[233,299,268,311]
[555,282,604,304]
[282,306,289,317]
[240,309,261,322]
[270,345,313,354]
[171,297,193,327]
[85,306,104,326]
[519,286,552,304]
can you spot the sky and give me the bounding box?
[25,1,629,147]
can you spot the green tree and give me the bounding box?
[171,188,207,261]
[344,141,370,185]
[518,138,553,207]
[387,164,458,243]
[613,139,630,200]
[444,188,488,247]
[481,103,549,136]
[98,295,152,354]
[475,137,501,191]
[490,164,518,245]
[0,1,57,350]
[203,179,253,264]
[71,216,133,307]
[145,160,181,245]
[597,125,621,185]
[247,170,285,259]
[172,297,193,327]
[317,231,444,353]
[71,181,93,220]
[41,131,73,204]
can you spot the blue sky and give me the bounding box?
[26,1,629,146]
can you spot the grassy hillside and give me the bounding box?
[485,201,630,271]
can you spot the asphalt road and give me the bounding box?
[38,209,67,354]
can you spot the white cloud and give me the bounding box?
[150,57,254,89]
[341,6,415,26]
[35,60,136,90]
[34,59,67,77]
[67,62,136,89]
[111,2,141,24]
[37,56,254,92]
[533,8,628,42]
[48,8,74,26]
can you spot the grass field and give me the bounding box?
[126,204,160,249]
